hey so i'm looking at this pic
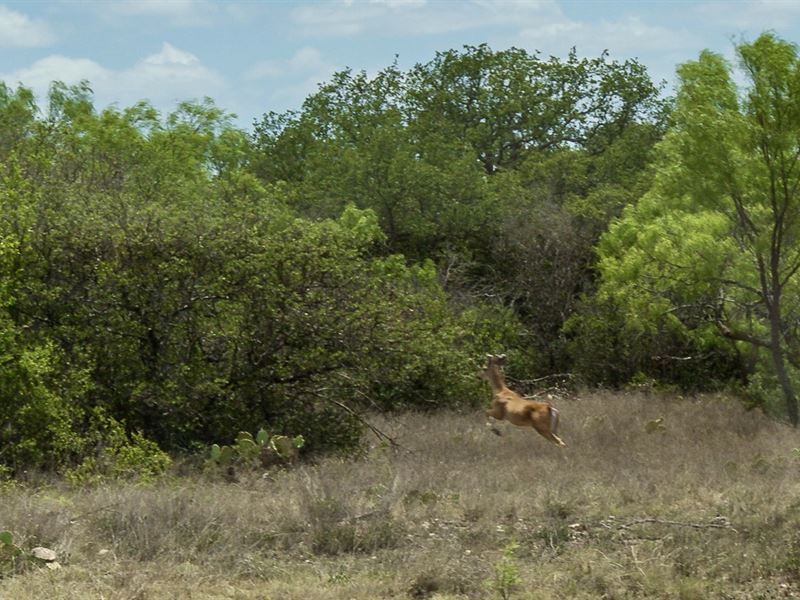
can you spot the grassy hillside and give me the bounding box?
[1,391,799,599]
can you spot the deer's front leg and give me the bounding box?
[486,402,506,436]
[486,399,506,420]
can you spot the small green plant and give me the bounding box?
[0,465,15,493]
[645,416,666,433]
[0,531,22,578]
[782,533,800,581]
[327,569,351,585]
[487,541,521,600]
[207,429,305,469]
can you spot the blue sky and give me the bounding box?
[2,0,800,130]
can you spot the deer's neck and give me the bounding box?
[486,368,508,394]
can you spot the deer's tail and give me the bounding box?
[548,405,567,447]
[549,406,560,435]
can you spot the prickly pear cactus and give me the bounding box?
[208,429,305,471]
[256,428,269,446]
[235,431,254,444]
[219,445,235,465]
[209,443,235,465]
[236,432,259,460]
[210,444,222,461]
[270,434,305,461]
[0,530,21,575]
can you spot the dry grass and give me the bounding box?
[2,391,800,599]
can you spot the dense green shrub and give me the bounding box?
[0,83,493,470]
[65,409,172,484]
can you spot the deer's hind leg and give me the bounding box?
[546,407,566,447]
[530,408,566,447]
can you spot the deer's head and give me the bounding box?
[478,353,507,382]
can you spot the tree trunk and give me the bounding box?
[769,313,799,426]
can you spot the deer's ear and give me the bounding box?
[496,354,507,366]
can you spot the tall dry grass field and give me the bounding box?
[1,391,799,599]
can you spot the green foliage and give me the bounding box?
[486,541,521,600]
[592,33,800,418]
[0,148,90,471]
[65,409,171,484]
[0,339,86,471]
[0,530,22,578]
[252,45,664,268]
[254,64,493,261]
[407,45,666,172]
[566,294,742,390]
[0,79,493,466]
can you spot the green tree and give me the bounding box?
[252,66,493,260]
[406,45,664,174]
[596,33,800,424]
[0,82,490,465]
[253,47,664,259]
[0,149,91,471]
[252,47,665,376]
[0,83,37,162]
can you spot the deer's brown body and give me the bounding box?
[480,354,566,447]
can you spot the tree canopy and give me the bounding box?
[597,32,800,423]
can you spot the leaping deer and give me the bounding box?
[479,354,566,447]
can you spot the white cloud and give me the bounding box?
[287,0,699,93]
[95,0,219,27]
[286,0,700,91]
[116,42,225,101]
[694,0,800,30]
[141,41,202,67]
[291,3,364,37]
[3,55,109,91]
[505,11,703,92]
[369,0,427,7]
[244,47,339,113]
[110,0,205,16]
[1,42,225,113]
[245,47,331,81]
[290,0,559,37]
[0,5,56,47]
[519,15,697,57]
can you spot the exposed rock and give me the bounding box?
[30,546,57,562]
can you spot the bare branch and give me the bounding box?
[715,320,770,348]
[311,386,407,452]
[651,353,716,362]
[327,397,407,452]
[511,373,574,385]
[620,516,737,533]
